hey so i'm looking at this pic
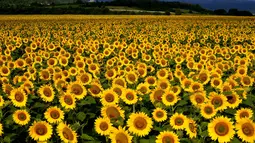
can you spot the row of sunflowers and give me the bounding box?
[0,15,255,143]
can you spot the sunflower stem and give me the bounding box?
[133,104,135,113]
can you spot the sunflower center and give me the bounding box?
[63,127,74,140]
[113,88,122,96]
[64,96,73,105]
[156,111,164,118]
[140,86,147,94]
[243,77,251,85]
[159,71,166,77]
[212,97,222,107]
[215,122,229,136]
[50,110,60,119]
[71,84,83,95]
[189,122,196,133]
[128,74,136,82]
[240,112,249,118]
[162,136,174,143]
[204,106,213,114]
[35,124,47,136]
[154,89,164,101]
[106,107,120,119]
[160,83,168,89]
[148,78,155,84]
[195,95,204,104]
[226,95,236,104]
[116,132,129,143]
[213,80,220,86]
[126,92,134,100]
[242,123,254,137]
[99,122,108,131]
[199,73,208,82]
[134,117,147,130]
[81,75,89,83]
[90,85,100,94]
[18,113,27,121]
[107,71,114,77]
[175,118,184,126]
[105,94,114,102]
[15,92,24,102]
[115,79,124,87]
[43,88,52,97]
[166,94,174,102]
[192,84,200,91]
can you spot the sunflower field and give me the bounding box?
[0,15,255,143]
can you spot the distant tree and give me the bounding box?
[214,9,227,15]
[175,8,182,15]
[165,10,170,15]
[228,8,238,15]
[189,9,193,13]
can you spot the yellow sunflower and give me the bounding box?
[121,88,138,105]
[190,91,208,108]
[200,103,217,119]
[235,118,255,143]
[29,121,53,142]
[112,77,127,88]
[9,88,27,107]
[155,131,180,143]
[171,86,182,95]
[225,92,242,109]
[110,126,133,143]
[185,118,197,139]
[189,82,204,93]
[101,89,119,106]
[38,85,55,102]
[88,82,103,97]
[57,122,78,143]
[44,106,64,124]
[208,116,235,143]
[162,91,179,106]
[170,113,187,130]
[101,104,125,120]
[13,109,30,126]
[94,117,113,136]
[150,88,165,104]
[125,71,138,84]
[210,77,223,89]
[77,72,92,85]
[67,81,87,100]
[240,75,254,87]
[0,123,3,136]
[105,69,117,80]
[156,68,169,79]
[111,85,125,97]
[208,92,228,111]
[157,79,171,91]
[0,96,4,107]
[0,66,10,77]
[145,76,157,87]
[152,108,168,122]
[59,91,76,109]
[198,70,211,85]
[136,82,151,95]
[127,112,153,137]
[235,108,253,122]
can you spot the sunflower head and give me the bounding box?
[101,104,125,120]
[101,89,119,106]
[9,88,27,107]
[38,85,55,102]
[57,122,78,143]
[95,117,113,136]
[29,121,53,142]
[121,88,138,105]
[155,131,180,143]
[170,113,187,130]
[110,126,133,143]
[152,108,167,122]
[67,81,87,100]
[235,118,255,143]
[13,109,31,126]
[235,108,253,122]
[200,103,217,119]
[59,93,76,110]
[44,106,64,124]
[185,119,197,139]
[162,91,179,106]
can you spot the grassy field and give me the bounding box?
[0,15,254,143]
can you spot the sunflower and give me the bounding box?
[57,122,78,143]
[127,112,153,137]
[170,113,187,130]
[88,63,100,74]
[162,91,179,106]
[152,108,167,122]
[241,75,254,87]
[190,91,208,108]
[137,67,147,78]
[94,117,113,136]
[125,71,138,85]
[136,83,150,95]
[121,88,138,105]
[235,118,255,143]
[111,85,125,97]
[9,88,27,107]
[150,88,165,104]
[88,82,103,97]
[208,116,235,143]
[105,69,117,80]
[198,70,211,85]
[76,72,92,85]
[39,70,51,81]
[185,119,197,139]
[44,106,64,124]
[189,82,204,93]
[156,131,180,143]
[0,96,4,107]
[67,81,87,100]
[13,109,30,126]
[145,76,157,86]
[38,85,55,102]
[220,82,232,94]
[68,67,78,76]
[101,104,125,120]
[110,126,133,143]
[156,68,169,79]
[0,123,2,136]
[181,78,192,91]
[210,77,223,89]
[29,121,53,142]
[200,103,217,119]
[101,89,119,106]
[157,79,171,91]
[59,93,76,110]
[0,66,10,77]
[208,92,228,111]
[235,108,253,122]
[112,77,127,88]
[225,92,242,109]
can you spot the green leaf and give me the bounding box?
[78,96,96,106]
[139,139,150,143]
[180,138,192,143]
[232,137,242,143]
[81,134,95,141]
[3,136,11,143]
[176,100,188,107]
[224,108,236,115]
[71,122,80,131]
[77,112,86,121]
[33,102,46,108]
[141,107,150,115]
